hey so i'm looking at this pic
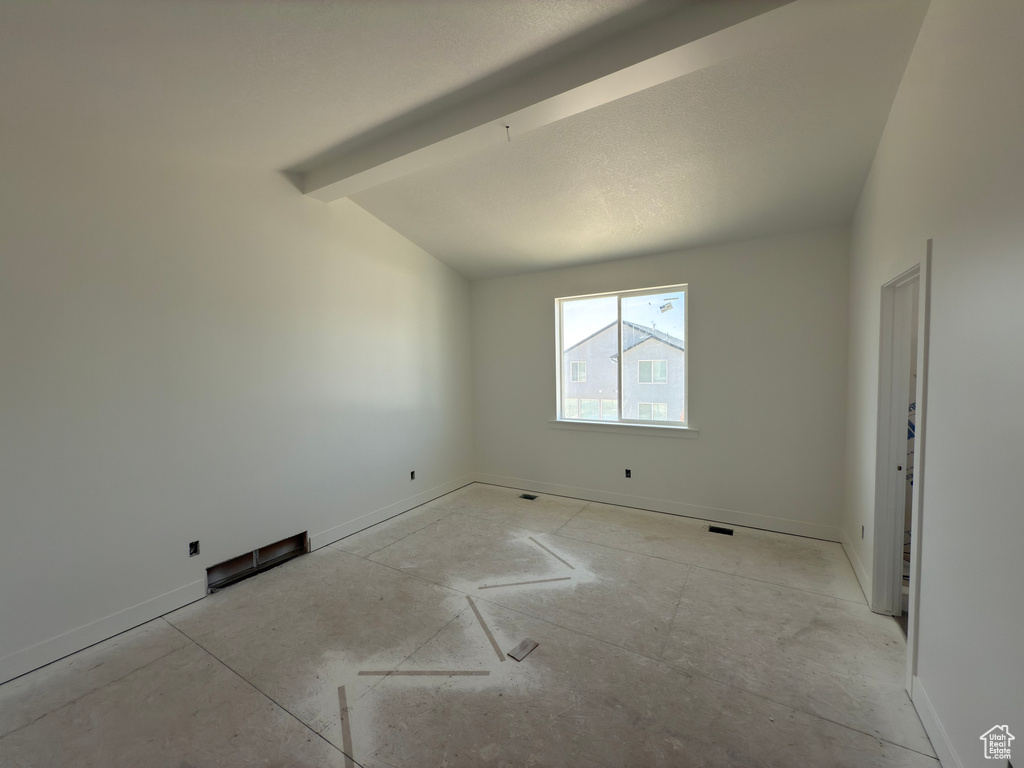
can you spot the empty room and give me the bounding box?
[1,1,1021,767]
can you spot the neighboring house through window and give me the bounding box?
[601,399,618,421]
[557,284,687,426]
[638,402,668,420]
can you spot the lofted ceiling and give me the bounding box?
[1,0,929,280]
[350,1,930,278]
[0,0,640,168]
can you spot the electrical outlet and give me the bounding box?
[410,470,415,480]
[625,469,631,479]
[189,540,200,557]
[861,525,865,539]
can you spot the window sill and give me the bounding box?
[548,419,699,438]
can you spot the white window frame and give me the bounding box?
[554,283,693,433]
[570,361,586,383]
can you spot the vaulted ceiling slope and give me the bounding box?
[336,1,931,278]
[0,0,639,168]
[1,1,929,279]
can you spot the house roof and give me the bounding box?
[564,320,684,356]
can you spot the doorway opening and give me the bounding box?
[871,244,930,694]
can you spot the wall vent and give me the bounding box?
[708,525,734,536]
[206,532,308,593]
[519,493,538,501]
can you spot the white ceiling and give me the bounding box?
[0,0,639,168]
[349,0,930,278]
[1,0,929,280]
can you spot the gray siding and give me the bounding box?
[622,337,685,421]
[563,326,684,422]
[562,325,618,419]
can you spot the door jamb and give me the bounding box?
[905,241,931,695]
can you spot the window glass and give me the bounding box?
[638,402,668,420]
[639,360,653,383]
[637,360,668,383]
[654,360,667,383]
[601,399,618,421]
[580,398,600,420]
[563,398,579,419]
[558,285,686,427]
[621,289,685,422]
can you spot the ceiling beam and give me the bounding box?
[300,0,796,202]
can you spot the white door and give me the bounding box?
[871,247,932,695]
[872,270,919,616]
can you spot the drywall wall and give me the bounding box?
[0,148,474,683]
[471,228,849,540]
[842,0,1024,763]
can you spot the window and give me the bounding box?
[580,398,600,420]
[638,359,667,383]
[557,284,687,427]
[638,402,668,421]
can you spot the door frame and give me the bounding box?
[871,241,931,694]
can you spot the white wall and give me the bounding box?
[472,228,849,540]
[842,0,1024,763]
[0,148,474,683]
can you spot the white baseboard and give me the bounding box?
[475,474,842,542]
[309,473,478,551]
[911,676,960,768]
[840,533,872,605]
[0,578,206,685]
[0,475,478,685]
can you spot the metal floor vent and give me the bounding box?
[708,525,734,536]
[519,493,538,501]
[206,532,308,593]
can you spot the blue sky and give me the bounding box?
[562,290,685,348]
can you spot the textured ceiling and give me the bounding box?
[352,0,929,279]
[1,0,929,280]
[0,0,640,168]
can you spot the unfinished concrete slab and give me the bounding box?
[359,602,935,768]
[0,639,352,768]
[561,500,866,602]
[437,483,589,533]
[0,483,935,767]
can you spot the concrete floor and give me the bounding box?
[0,483,937,767]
